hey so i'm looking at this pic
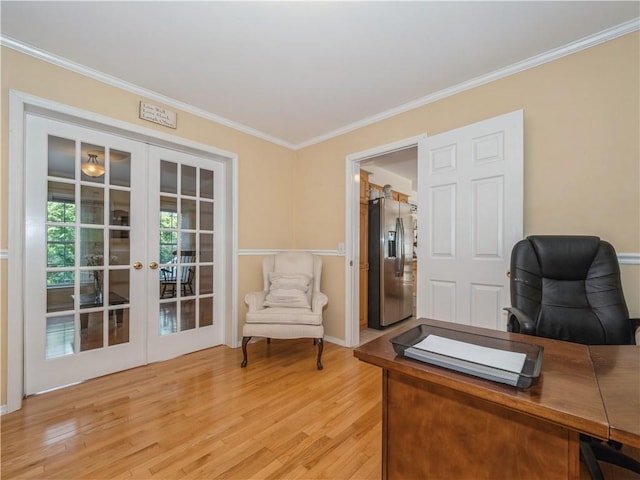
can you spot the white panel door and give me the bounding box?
[417,110,523,330]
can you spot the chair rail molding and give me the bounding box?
[0,249,7,260]
[618,253,640,265]
[238,249,344,256]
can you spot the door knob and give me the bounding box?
[133,262,143,270]
[149,262,159,270]
[506,270,511,278]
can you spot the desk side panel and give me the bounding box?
[386,370,580,480]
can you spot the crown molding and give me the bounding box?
[296,18,640,149]
[2,17,638,151]
[0,36,297,151]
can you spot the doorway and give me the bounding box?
[345,135,425,348]
[7,91,237,411]
[24,115,226,394]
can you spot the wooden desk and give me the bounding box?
[354,318,610,480]
[590,345,640,449]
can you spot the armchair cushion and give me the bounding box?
[263,272,312,308]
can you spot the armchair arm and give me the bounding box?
[631,318,640,345]
[504,307,535,335]
[245,291,267,312]
[311,292,328,313]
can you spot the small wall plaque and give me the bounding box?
[139,101,177,129]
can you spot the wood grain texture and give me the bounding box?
[385,369,579,480]
[1,339,382,479]
[589,345,640,448]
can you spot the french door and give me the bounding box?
[24,115,223,394]
[146,146,223,362]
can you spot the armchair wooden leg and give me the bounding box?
[241,336,251,368]
[316,338,324,370]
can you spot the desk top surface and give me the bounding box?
[589,345,640,448]
[355,318,611,440]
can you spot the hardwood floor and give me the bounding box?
[1,339,382,480]
[3,336,638,479]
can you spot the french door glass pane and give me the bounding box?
[160,161,177,194]
[47,136,75,179]
[200,298,213,327]
[110,149,131,187]
[80,143,105,184]
[200,170,214,199]
[46,315,75,358]
[182,165,197,196]
[81,186,105,225]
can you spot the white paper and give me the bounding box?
[412,334,527,374]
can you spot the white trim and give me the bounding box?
[0,249,7,259]
[0,36,296,151]
[619,253,640,265]
[7,92,26,414]
[7,90,239,413]
[0,405,7,416]
[297,18,640,149]
[323,335,346,348]
[238,249,343,256]
[2,18,638,151]
[344,135,427,348]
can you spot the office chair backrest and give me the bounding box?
[510,235,632,345]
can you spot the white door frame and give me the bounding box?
[344,134,426,348]
[7,90,239,413]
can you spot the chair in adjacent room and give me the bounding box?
[242,251,328,370]
[505,235,640,480]
[160,250,196,298]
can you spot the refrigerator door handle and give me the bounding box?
[395,218,403,277]
[399,218,406,276]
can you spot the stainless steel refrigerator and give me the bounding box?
[368,197,414,329]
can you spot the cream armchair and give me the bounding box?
[242,251,328,370]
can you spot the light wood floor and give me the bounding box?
[3,336,639,480]
[1,339,382,480]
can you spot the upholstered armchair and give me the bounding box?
[242,251,328,369]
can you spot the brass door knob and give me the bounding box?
[149,262,159,270]
[506,270,511,278]
[133,262,143,270]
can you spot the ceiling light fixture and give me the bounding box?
[81,153,105,177]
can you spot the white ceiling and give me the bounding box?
[1,1,638,154]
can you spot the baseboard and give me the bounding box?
[1,404,7,415]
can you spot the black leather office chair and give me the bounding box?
[505,235,640,480]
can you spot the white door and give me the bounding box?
[416,110,523,330]
[146,146,224,362]
[24,116,224,394]
[24,115,147,394]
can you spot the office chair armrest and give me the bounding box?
[245,291,267,311]
[311,292,328,313]
[504,307,535,335]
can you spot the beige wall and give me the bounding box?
[2,31,639,407]
[295,32,640,338]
